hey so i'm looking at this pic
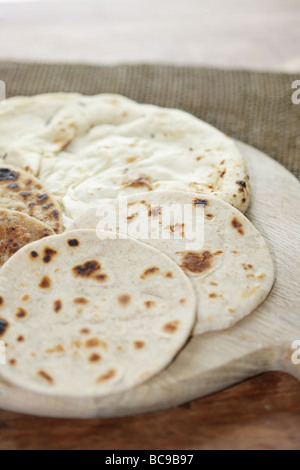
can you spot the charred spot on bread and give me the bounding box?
[181,251,212,273]
[43,247,57,263]
[193,198,208,207]
[123,176,152,190]
[162,321,180,334]
[0,168,19,181]
[80,328,90,335]
[73,261,101,277]
[68,239,80,247]
[37,194,49,203]
[0,318,8,337]
[149,206,162,217]
[118,294,131,306]
[15,308,27,319]
[144,300,156,308]
[38,370,54,384]
[39,276,52,289]
[89,353,101,362]
[43,203,54,210]
[140,266,160,279]
[96,369,116,383]
[74,297,88,305]
[231,217,244,235]
[53,300,62,313]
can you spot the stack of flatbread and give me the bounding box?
[0,94,274,398]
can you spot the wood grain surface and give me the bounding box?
[0,372,299,450]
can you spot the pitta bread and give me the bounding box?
[72,191,274,335]
[0,165,62,233]
[0,209,54,267]
[0,229,196,397]
[0,93,250,216]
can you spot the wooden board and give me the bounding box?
[0,142,299,418]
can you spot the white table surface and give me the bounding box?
[0,0,299,72]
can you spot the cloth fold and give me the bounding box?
[0,62,299,179]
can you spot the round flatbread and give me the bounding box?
[0,93,250,216]
[72,191,274,335]
[0,209,54,267]
[0,229,196,397]
[0,165,62,233]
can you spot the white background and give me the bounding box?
[0,0,299,71]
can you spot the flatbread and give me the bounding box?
[0,93,250,216]
[0,165,62,233]
[0,209,54,267]
[0,93,81,174]
[72,191,274,335]
[0,229,196,397]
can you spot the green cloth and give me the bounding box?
[0,62,299,179]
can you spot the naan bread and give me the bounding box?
[0,209,54,267]
[0,93,80,174]
[0,229,196,397]
[0,93,250,217]
[73,191,274,335]
[0,165,62,233]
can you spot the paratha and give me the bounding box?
[72,191,274,335]
[0,165,62,233]
[0,209,54,267]
[0,93,250,218]
[0,229,196,397]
